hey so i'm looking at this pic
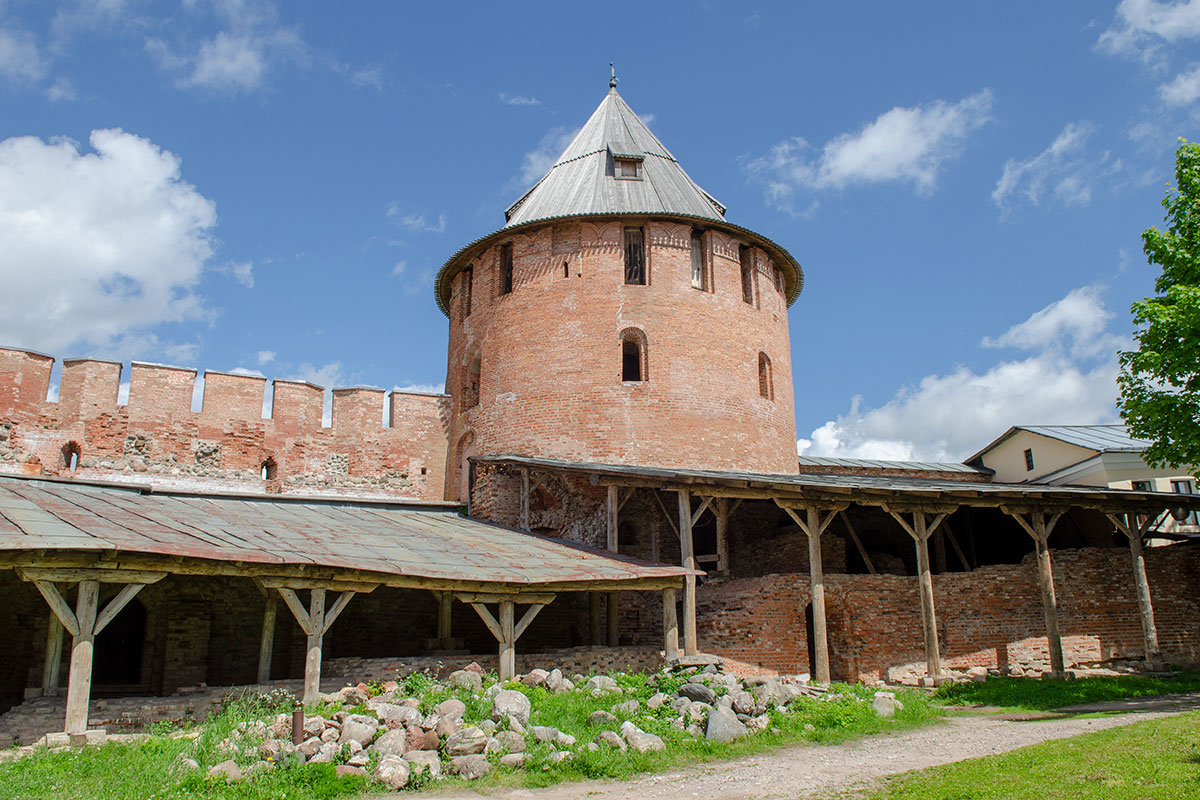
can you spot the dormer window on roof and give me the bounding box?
[613,154,643,180]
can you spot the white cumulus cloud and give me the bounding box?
[0,26,47,83]
[747,90,994,208]
[0,128,218,355]
[393,382,445,395]
[1098,0,1200,61]
[797,285,1125,461]
[1160,62,1200,104]
[256,349,275,365]
[513,125,580,189]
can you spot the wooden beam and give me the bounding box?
[321,591,356,634]
[42,611,63,696]
[1108,513,1161,663]
[776,502,842,684]
[607,485,620,552]
[470,602,502,641]
[839,514,877,575]
[607,591,620,646]
[662,587,679,661]
[690,496,714,527]
[93,583,147,636]
[653,490,680,537]
[302,589,326,705]
[257,577,379,593]
[453,591,557,605]
[1002,507,1066,678]
[678,489,698,656]
[276,588,312,635]
[499,601,516,679]
[715,498,730,573]
[64,580,99,735]
[437,591,453,641]
[618,487,635,513]
[19,567,167,585]
[589,592,603,645]
[514,603,545,640]
[257,595,276,684]
[940,520,972,571]
[520,468,531,531]
[887,510,947,680]
[32,580,79,637]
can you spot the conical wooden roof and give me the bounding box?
[504,88,727,227]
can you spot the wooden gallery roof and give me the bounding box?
[0,475,688,591]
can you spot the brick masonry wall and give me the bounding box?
[0,348,452,502]
[697,544,1200,681]
[444,220,799,500]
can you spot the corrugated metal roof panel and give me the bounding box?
[0,476,689,588]
[796,456,988,474]
[1019,425,1151,453]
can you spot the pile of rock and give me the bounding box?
[188,663,904,788]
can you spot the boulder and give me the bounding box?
[705,706,749,743]
[494,730,526,752]
[546,669,574,693]
[435,715,461,737]
[450,754,492,779]
[339,715,379,747]
[405,749,442,780]
[372,728,408,757]
[547,750,572,763]
[966,666,989,682]
[522,668,549,687]
[671,696,692,714]
[678,682,717,704]
[612,699,640,716]
[347,751,370,767]
[207,760,243,781]
[448,670,483,691]
[730,691,756,716]
[436,698,466,720]
[298,737,323,758]
[444,726,488,757]
[374,754,411,789]
[619,720,665,753]
[310,742,340,763]
[588,710,618,726]
[335,764,367,778]
[594,730,626,751]
[532,726,576,748]
[499,752,527,768]
[647,692,668,709]
[583,675,619,693]
[303,716,326,737]
[491,689,532,726]
[872,691,903,718]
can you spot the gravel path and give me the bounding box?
[426,694,1200,800]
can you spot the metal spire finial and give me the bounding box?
[609,63,618,90]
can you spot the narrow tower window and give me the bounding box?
[62,441,81,473]
[739,246,755,305]
[463,266,473,316]
[691,230,707,290]
[500,243,513,295]
[563,260,569,278]
[619,328,648,382]
[463,351,481,409]
[758,352,773,400]
[261,457,277,480]
[624,227,646,285]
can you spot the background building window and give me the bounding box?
[1171,479,1197,524]
[624,227,646,285]
[691,231,707,290]
[500,244,513,295]
[1023,448,1035,471]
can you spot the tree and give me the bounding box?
[1118,140,1200,471]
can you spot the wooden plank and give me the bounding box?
[662,587,679,661]
[690,496,714,527]
[911,512,943,680]
[653,491,680,537]
[258,577,379,593]
[277,588,313,635]
[678,489,698,656]
[607,485,619,553]
[32,580,79,637]
[470,603,503,641]
[321,591,356,634]
[437,591,452,641]
[64,580,99,734]
[42,611,63,696]
[840,514,877,575]
[303,588,326,706]
[18,567,167,585]
[520,469,531,532]
[715,499,730,573]
[93,583,147,636]
[514,603,545,640]
[454,592,556,605]
[499,601,516,679]
[617,487,635,513]
[257,595,276,684]
[805,507,831,684]
[940,520,972,571]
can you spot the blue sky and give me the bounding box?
[1,1,1197,461]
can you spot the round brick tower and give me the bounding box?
[435,84,804,499]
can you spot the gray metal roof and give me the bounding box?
[475,455,1200,512]
[966,424,1153,465]
[505,89,726,227]
[0,475,688,590]
[796,456,990,474]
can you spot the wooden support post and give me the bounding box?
[499,601,516,679]
[840,514,877,575]
[42,610,64,696]
[304,588,326,706]
[678,489,698,656]
[933,527,948,574]
[519,468,531,531]
[888,509,951,682]
[437,591,453,647]
[1108,512,1162,664]
[777,502,844,685]
[1003,508,1066,678]
[257,594,277,684]
[716,499,730,574]
[65,580,99,735]
[606,485,620,645]
[662,587,679,661]
[607,592,619,647]
[940,520,972,572]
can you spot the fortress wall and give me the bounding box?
[0,346,451,502]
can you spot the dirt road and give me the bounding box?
[426,694,1200,800]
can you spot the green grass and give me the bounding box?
[934,671,1200,712]
[0,675,939,799]
[839,711,1200,800]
